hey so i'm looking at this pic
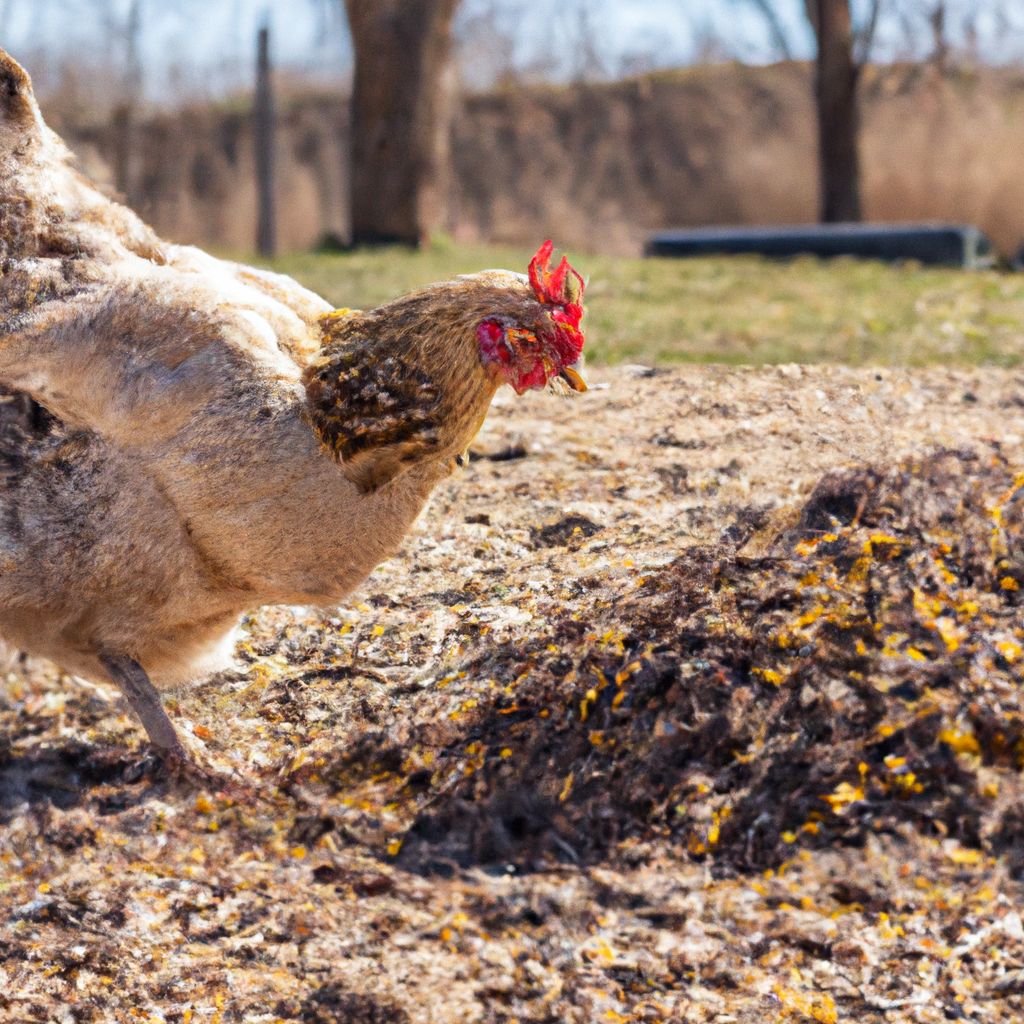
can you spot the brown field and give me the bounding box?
[4,365,1024,1022]
[57,62,1024,258]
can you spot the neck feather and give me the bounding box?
[303,303,499,493]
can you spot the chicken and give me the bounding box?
[0,51,587,768]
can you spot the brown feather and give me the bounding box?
[302,282,544,493]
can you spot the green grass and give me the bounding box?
[266,243,1024,367]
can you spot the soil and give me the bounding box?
[3,364,1024,1023]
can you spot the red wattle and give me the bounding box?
[513,359,549,394]
[477,319,511,367]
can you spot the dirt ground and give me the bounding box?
[3,364,1024,1024]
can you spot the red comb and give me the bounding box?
[528,240,585,310]
[527,240,585,366]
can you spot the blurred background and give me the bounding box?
[6,0,1024,366]
[7,0,1024,255]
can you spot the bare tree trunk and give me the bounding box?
[343,0,459,247]
[254,21,276,257]
[812,0,861,222]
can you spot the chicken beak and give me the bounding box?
[558,362,588,393]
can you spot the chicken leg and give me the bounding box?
[99,653,188,761]
[98,654,253,798]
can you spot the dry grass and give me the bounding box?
[62,63,1024,259]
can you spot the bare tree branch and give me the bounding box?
[738,0,794,60]
[853,0,884,66]
[926,1,949,70]
[803,0,817,38]
[254,20,276,257]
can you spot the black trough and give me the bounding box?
[645,223,995,269]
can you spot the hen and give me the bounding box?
[0,52,587,767]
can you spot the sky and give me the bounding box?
[2,0,1022,108]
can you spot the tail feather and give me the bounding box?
[0,48,57,276]
[0,49,166,282]
[0,49,43,147]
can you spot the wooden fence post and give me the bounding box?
[255,20,277,256]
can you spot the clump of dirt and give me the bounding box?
[280,984,410,1024]
[531,513,603,548]
[387,448,1024,874]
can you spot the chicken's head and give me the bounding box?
[477,241,587,395]
[308,243,588,491]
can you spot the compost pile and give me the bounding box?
[3,366,1024,1023]
[394,447,1024,876]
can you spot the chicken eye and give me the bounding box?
[506,327,539,350]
